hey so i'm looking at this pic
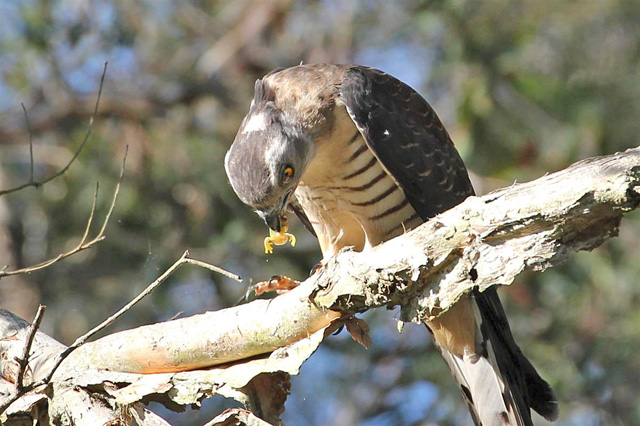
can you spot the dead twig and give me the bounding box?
[69,250,191,349]
[0,305,47,414]
[0,62,108,196]
[68,252,241,348]
[23,104,35,184]
[54,251,240,369]
[0,250,242,415]
[183,257,242,282]
[0,144,127,279]
[0,143,125,413]
[16,305,46,390]
[53,251,240,369]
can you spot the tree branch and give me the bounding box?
[312,146,640,320]
[0,249,240,416]
[0,62,108,196]
[0,145,125,279]
[54,146,640,375]
[0,306,48,416]
[16,305,46,390]
[1,146,639,424]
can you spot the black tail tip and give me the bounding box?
[530,381,559,422]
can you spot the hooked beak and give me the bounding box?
[263,210,283,232]
[258,190,293,232]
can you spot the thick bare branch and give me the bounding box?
[55,146,640,374]
[0,249,241,416]
[2,147,638,424]
[0,308,175,425]
[312,146,640,321]
[60,282,339,374]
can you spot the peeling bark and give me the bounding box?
[1,146,639,425]
[313,146,640,321]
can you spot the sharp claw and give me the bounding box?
[254,275,300,295]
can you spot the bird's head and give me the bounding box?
[224,90,316,233]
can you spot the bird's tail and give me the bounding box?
[427,287,558,426]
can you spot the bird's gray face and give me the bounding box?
[225,107,315,232]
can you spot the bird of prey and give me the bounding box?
[225,64,558,425]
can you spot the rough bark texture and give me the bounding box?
[1,146,639,424]
[313,146,640,322]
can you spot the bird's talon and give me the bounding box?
[255,275,300,295]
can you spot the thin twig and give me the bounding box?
[95,145,126,238]
[57,250,241,355]
[0,61,108,196]
[0,249,180,415]
[0,249,242,414]
[168,311,184,321]
[43,250,241,374]
[16,305,46,389]
[52,251,231,372]
[78,182,100,246]
[69,250,192,349]
[184,257,243,282]
[0,145,127,278]
[0,305,47,414]
[21,103,35,184]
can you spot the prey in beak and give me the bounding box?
[258,191,296,254]
[263,215,296,254]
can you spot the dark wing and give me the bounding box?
[339,66,474,220]
[340,66,558,424]
[288,196,317,237]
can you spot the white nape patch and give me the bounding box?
[242,113,269,134]
[383,130,390,136]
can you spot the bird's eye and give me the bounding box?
[282,165,295,181]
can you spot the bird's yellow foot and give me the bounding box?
[264,228,296,254]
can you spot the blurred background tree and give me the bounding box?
[0,0,638,424]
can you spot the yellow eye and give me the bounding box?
[282,165,294,180]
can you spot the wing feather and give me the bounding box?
[339,65,558,425]
[339,66,474,220]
